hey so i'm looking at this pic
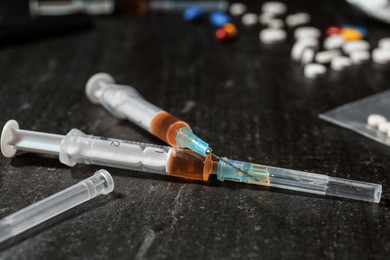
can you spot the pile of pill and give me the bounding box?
[372,38,390,65]
[231,2,314,45]
[183,6,238,42]
[184,2,390,67]
[367,114,390,138]
[228,1,390,79]
[258,2,289,44]
[215,23,238,41]
[210,12,238,41]
[295,24,390,78]
[292,24,372,78]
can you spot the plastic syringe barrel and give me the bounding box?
[85,73,211,157]
[59,129,171,175]
[0,170,114,243]
[1,120,172,175]
[85,73,164,132]
[217,160,382,203]
[1,120,209,181]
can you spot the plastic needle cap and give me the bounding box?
[0,169,114,244]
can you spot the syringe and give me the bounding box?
[0,169,114,244]
[1,120,382,203]
[85,73,241,172]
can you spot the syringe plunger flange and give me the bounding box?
[85,72,116,104]
[1,119,20,157]
[1,120,64,158]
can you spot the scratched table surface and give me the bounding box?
[1,0,390,259]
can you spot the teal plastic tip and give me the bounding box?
[176,127,210,157]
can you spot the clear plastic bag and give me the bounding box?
[319,90,390,147]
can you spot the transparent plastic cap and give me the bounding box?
[217,159,382,203]
[0,169,114,244]
[176,127,210,157]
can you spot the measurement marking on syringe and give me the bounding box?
[121,139,166,149]
[111,141,120,147]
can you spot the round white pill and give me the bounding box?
[259,13,274,25]
[372,48,390,65]
[229,3,247,16]
[294,27,321,39]
[266,19,284,29]
[259,28,287,44]
[304,63,326,79]
[324,35,345,50]
[291,39,319,61]
[291,43,307,61]
[242,13,258,26]
[350,50,370,64]
[301,48,315,65]
[330,56,352,71]
[378,122,390,133]
[315,50,342,64]
[367,114,387,128]
[262,1,287,15]
[286,12,311,27]
[343,40,370,54]
[378,37,390,49]
[298,37,319,46]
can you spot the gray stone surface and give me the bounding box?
[0,0,390,259]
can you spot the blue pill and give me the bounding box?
[342,24,368,38]
[210,11,231,27]
[183,6,203,21]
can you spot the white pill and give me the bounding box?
[259,13,275,25]
[330,56,352,71]
[315,50,342,64]
[229,3,247,16]
[259,28,287,44]
[301,48,315,65]
[262,1,287,15]
[343,40,370,54]
[324,35,345,50]
[266,19,284,29]
[297,37,319,47]
[367,114,387,128]
[291,39,319,61]
[242,13,258,26]
[291,43,307,61]
[304,63,327,79]
[372,48,390,65]
[378,37,390,49]
[378,122,390,133]
[294,26,321,39]
[286,12,311,27]
[350,50,370,64]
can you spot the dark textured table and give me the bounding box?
[1,1,390,259]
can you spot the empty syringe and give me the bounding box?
[1,120,382,203]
